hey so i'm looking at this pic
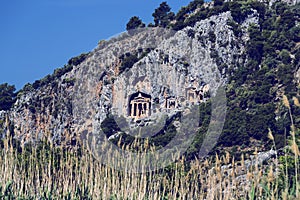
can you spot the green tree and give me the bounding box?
[246,24,264,63]
[126,16,145,31]
[186,0,204,11]
[152,2,175,27]
[0,83,16,111]
[279,49,292,65]
[214,0,224,6]
[68,53,89,66]
[229,1,248,23]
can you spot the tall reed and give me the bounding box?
[0,96,299,199]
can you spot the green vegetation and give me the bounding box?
[218,0,300,148]
[0,83,16,111]
[119,53,139,74]
[126,16,145,32]
[143,0,299,151]
[123,0,300,182]
[19,53,89,92]
[1,0,300,198]
[118,48,152,74]
[67,53,89,66]
[152,2,175,28]
[0,106,299,199]
[172,0,206,30]
[62,78,76,86]
[101,113,178,149]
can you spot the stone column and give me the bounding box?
[141,103,144,116]
[134,103,137,117]
[146,102,149,116]
[131,103,134,117]
[138,103,141,117]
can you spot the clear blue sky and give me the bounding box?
[0,0,192,90]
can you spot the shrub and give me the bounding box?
[208,31,216,43]
[0,83,16,111]
[279,49,292,65]
[229,1,249,23]
[152,2,175,27]
[119,53,138,73]
[67,53,89,66]
[126,16,145,32]
[246,24,264,63]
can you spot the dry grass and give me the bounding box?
[0,96,299,199]
[0,136,298,199]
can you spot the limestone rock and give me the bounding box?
[1,10,253,145]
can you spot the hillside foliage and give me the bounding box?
[0,83,16,111]
[0,0,297,155]
[125,0,300,154]
[1,0,300,198]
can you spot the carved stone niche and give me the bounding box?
[186,87,205,105]
[128,92,151,119]
[186,87,198,105]
[165,96,177,109]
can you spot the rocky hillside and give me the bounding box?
[1,0,299,158]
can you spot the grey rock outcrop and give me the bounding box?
[1,10,254,145]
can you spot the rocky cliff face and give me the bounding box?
[1,11,242,145]
[0,0,297,148]
[270,0,300,5]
